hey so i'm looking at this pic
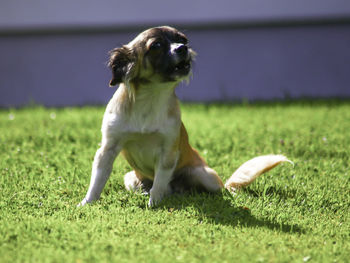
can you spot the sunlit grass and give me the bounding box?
[1,101,349,262]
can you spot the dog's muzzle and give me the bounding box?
[170,43,192,76]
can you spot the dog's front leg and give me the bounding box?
[79,140,121,206]
[148,151,179,207]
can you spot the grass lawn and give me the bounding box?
[0,101,349,263]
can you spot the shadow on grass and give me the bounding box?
[155,190,304,234]
[106,181,304,234]
[244,186,306,201]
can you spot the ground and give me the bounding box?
[0,101,349,262]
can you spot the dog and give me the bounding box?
[78,26,292,207]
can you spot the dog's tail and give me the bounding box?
[224,155,293,192]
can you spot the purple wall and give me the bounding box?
[180,25,350,101]
[1,24,349,107]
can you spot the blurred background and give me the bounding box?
[1,0,350,107]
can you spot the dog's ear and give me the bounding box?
[108,46,135,87]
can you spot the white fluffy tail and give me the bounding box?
[224,155,293,192]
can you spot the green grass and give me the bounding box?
[1,101,349,263]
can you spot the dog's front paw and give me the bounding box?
[148,190,162,207]
[148,186,171,207]
[77,198,89,207]
[148,197,155,208]
[148,195,161,208]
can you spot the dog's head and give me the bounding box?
[108,26,196,87]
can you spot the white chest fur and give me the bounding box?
[101,83,181,177]
[104,83,180,136]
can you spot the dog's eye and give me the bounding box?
[150,41,163,50]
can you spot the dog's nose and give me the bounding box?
[175,45,188,56]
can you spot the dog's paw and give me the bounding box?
[148,192,163,207]
[148,186,171,207]
[148,197,158,208]
[77,198,89,207]
[148,189,162,207]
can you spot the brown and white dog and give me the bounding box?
[78,26,292,207]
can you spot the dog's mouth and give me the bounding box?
[175,60,191,72]
[172,59,191,76]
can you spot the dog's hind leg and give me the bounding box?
[124,171,153,194]
[124,171,141,191]
[185,166,224,193]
